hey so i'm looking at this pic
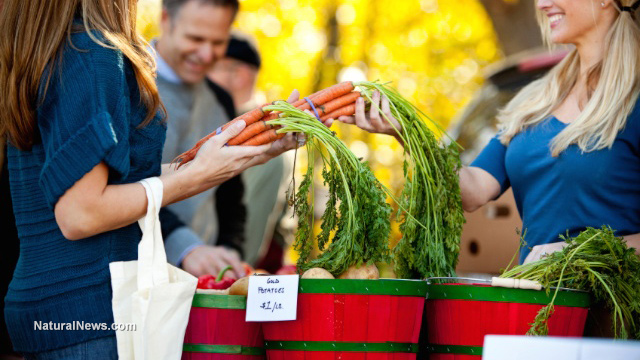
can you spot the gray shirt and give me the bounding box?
[153,45,231,264]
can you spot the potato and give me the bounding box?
[338,264,379,280]
[301,267,335,279]
[228,276,250,296]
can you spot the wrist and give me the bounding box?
[180,243,205,267]
[159,164,207,206]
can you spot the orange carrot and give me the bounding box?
[272,88,328,120]
[172,148,197,168]
[297,82,354,112]
[260,83,355,123]
[320,103,357,121]
[290,98,308,108]
[240,129,285,146]
[290,85,331,107]
[315,92,360,118]
[234,88,358,149]
[221,105,268,132]
[261,111,281,122]
[227,121,276,146]
[173,104,271,167]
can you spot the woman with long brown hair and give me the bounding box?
[329,0,640,263]
[0,0,296,357]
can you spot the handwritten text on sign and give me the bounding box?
[246,275,299,322]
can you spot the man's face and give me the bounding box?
[158,1,235,84]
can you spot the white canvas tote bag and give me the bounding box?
[110,177,197,360]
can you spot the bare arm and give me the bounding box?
[55,121,298,240]
[459,166,502,212]
[623,233,640,255]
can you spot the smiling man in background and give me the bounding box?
[154,0,247,278]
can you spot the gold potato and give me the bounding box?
[338,264,380,280]
[228,276,250,296]
[301,267,335,279]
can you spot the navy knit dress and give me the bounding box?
[5,31,166,352]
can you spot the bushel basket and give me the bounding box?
[262,279,428,360]
[422,282,590,359]
[182,292,265,360]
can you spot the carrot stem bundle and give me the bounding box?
[262,100,392,276]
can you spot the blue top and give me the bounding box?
[472,100,640,264]
[5,31,166,352]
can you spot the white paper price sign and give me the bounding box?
[246,275,299,322]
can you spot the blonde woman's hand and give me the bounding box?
[324,90,403,142]
[523,242,568,264]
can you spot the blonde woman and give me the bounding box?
[329,0,640,264]
[0,0,297,357]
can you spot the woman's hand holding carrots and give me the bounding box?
[237,90,305,167]
[325,90,404,144]
[186,120,272,191]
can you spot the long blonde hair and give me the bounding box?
[0,0,163,151]
[498,0,640,156]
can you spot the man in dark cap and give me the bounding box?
[208,35,261,113]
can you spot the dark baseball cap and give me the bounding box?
[226,36,261,69]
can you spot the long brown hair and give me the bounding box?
[0,0,164,150]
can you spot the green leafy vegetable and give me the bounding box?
[353,81,465,279]
[267,101,392,277]
[501,226,640,339]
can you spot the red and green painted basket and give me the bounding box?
[423,283,590,360]
[262,279,428,360]
[182,293,265,360]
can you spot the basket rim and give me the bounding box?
[191,294,247,309]
[298,279,428,296]
[183,343,264,355]
[425,283,590,307]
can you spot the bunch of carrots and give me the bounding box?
[174,80,465,281]
[262,100,392,277]
[173,81,360,167]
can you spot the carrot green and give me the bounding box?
[266,101,392,277]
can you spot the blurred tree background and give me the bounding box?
[137,0,508,263]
